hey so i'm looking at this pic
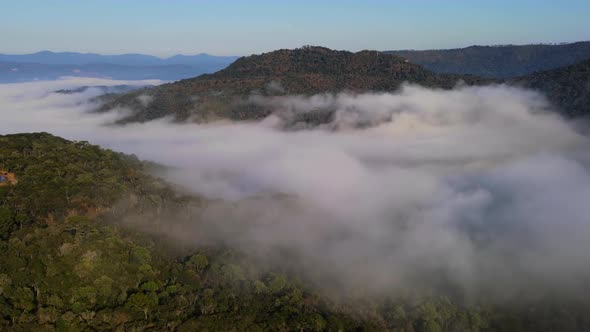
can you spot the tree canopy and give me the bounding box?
[0,133,589,331]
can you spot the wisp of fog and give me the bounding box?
[1,77,590,303]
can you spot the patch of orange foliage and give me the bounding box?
[0,170,17,186]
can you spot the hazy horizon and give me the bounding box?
[2,39,590,58]
[2,2,590,330]
[3,1,590,57]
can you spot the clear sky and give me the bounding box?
[2,0,589,57]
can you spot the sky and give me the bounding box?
[1,0,590,57]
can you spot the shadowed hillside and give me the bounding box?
[96,45,590,123]
[97,46,488,123]
[0,51,239,83]
[387,42,590,78]
[509,58,590,117]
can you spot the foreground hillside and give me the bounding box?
[0,133,365,331]
[0,133,590,332]
[0,62,208,83]
[98,46,488,123]
[2,134,590,331]
[387,42,590,78]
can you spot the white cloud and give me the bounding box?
[136,94,153,107]
[1,77,590,301]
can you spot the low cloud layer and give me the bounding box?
[1,78,590,302]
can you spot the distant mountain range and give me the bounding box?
[4,42,590,83]
[0,51,239,83]
[386,41,590,78]
[0,50,238,67]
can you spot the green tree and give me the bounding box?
[9,287,35,312]
[125,292,158,320]
[186,254,209,272]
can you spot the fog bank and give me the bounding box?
[1,78,590,302]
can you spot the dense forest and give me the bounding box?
[97,46,489,124]
[509,58,590,117]
[1,133,590,331]
[97,45,590,125]
[386,42,590,78]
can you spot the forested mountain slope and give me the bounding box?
[509,58,590,117]
[387,42,590,78]
[1,133,590,331]
[97,46,488,123]
[93,45,590,126]
[0,133,366,330]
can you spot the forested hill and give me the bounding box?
[207,46,458,82]
[386,42,590,78]
[0,133,369,330]
[509,58,590,117]
[97,46,488,123]
[97,46,590,123]
[3,132,590,330]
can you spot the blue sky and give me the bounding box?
[2,0,589,56]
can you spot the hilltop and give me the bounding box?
[96,45,590,122]
[98,46,488,123]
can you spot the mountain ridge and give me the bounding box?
[387,41,590,78]
[2,132,583,331]
[98,46,490,123]
[0,50,239,67]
